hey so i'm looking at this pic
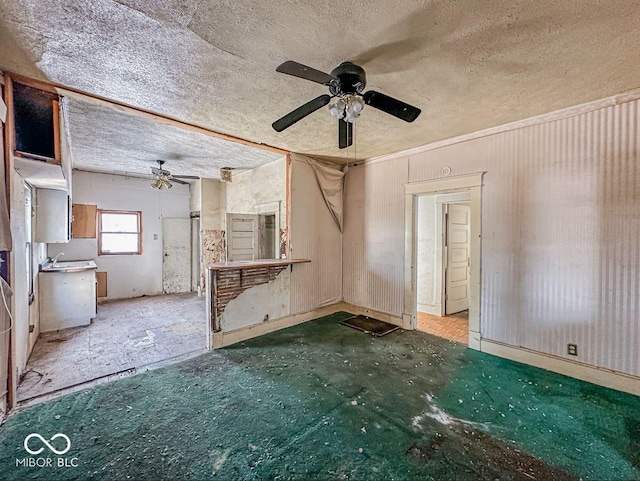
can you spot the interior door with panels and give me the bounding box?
[227,214,259,261]
[445,203,471,314]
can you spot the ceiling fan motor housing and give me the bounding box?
[329,62,367,96]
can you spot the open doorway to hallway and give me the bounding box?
[415,192,471,345]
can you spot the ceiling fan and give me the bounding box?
[150,160,199,190]
[272,60,421,149]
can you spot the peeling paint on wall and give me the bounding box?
[220,268,291,331]
[201,229,225,289]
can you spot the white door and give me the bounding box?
[227,214,258,261]
[445,204,470,314]
[162,218,191,294]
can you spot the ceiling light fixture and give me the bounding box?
[151,172,172,190]
[328,94,365,123]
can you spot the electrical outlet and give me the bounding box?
[567,343,578,356]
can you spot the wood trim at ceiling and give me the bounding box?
[4,72,289,157]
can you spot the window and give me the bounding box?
[98,210,142,255]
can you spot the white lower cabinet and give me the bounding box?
[39,269,97,332]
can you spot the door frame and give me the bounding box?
[256,201,281,259]
[404,173,483,350]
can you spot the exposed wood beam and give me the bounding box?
[5,72,289,156]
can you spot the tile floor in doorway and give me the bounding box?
[417,310,469,344]
[17,293,206,402]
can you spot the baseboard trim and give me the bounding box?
[480,339,640,397]
[211,303,348,348]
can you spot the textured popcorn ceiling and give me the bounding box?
[63,99,283,179]
[2,0,640,165]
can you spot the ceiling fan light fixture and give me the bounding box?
[151,174,172,190]
[329,94,363,123]
[351,96,364,113]
[329,104,344,119]
[273,60,421,148]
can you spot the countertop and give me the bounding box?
[207,259,310,271]
[41,260,98,273]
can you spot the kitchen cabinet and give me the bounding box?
[96,271,107,298]
[39,261,97,332]
[72,203,97,238]
[12,81,61,164]
[34,188,70,243]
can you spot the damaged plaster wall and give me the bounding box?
[221,269,291,331]
[211,155,342,335]
[48,171,189,300]
[199,179,226,289]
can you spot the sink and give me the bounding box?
[41,260,97,273]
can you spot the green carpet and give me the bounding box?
[0,312,638,480]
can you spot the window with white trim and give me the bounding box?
[98,210,142,255]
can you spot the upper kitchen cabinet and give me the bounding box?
[34,188,71,243]
[12,82,61,164]
[6,75,72,191]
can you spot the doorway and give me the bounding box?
[404,173,483,349]
[415,194,470,344]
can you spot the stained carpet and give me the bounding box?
[0,312,638,480]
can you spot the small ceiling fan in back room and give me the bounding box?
[272,60,421,149]
[150,160,199,190]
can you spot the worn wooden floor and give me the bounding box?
[417,310,469,344]
[17,293,206,402]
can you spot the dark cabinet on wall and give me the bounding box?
[12,81,60,163]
